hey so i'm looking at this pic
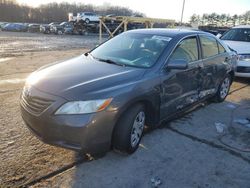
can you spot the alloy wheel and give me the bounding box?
[130,111,145,148]
[220,77,230,99]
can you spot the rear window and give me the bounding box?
[200,35,219,58]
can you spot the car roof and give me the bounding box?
[127,28,209,37]
[233,25,250,29]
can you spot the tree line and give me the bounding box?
[190,12,250,26]
[0,0,144,23]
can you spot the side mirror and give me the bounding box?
[216,33,222,39]
[167,59,188,70]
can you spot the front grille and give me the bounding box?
[239,54,250,61]
[21,94,54,115]
[237,66,250,73]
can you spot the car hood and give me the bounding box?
[223,40,250,54]
[28,55,146,100]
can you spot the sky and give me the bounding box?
[16,0,250,22]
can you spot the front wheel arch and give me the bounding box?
[111,98,160,147]
[112,103,146,153]
[213,74,231,102]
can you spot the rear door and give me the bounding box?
[198,35,229,98]
[160,36,203,118]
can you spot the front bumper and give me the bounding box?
[235,60,250,77]
[20,86,117,154]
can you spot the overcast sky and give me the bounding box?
[17,0,250,22]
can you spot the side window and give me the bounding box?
[218,42,226,53]
[200,35,219,58]
[169,37,199,63]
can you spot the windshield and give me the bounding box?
[221,28,250,42]
[90,33,171,68]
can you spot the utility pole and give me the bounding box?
[180,0,186,25]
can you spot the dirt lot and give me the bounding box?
[0,31,101,58]
[0,32,250,188]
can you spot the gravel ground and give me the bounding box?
[0,32,249,188]
[0,31,102,58]
[0,49,87,188]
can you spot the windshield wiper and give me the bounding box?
[85,53,125,67]
[95,58,125,67]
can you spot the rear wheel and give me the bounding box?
[113,104,145,154]
[57,30,63,35]
[213,75,231,102]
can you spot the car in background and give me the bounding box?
[50,22,73,34]
[77,12,99,24]
[40,22,60,34]
[219,25,250,77]
[2,23,28,32]
[21,29,235,155]
[28,24,40,32]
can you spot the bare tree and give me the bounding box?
[0,1,144,23]
[190,11,250,26]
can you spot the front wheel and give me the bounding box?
[113,104,145,154]
[213,75,231,102]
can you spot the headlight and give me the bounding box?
[55,98,113,115]
[238,54,250,61]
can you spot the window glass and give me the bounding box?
[169,37,199,63]
[221,28,250,42]
[200,35,219,58]
[91,33,171,68]
[218,42,226,53]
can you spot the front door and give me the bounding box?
[160,36,202,119]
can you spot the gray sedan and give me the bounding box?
[20,29,236,155]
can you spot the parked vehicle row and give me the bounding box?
[0,21,75,35]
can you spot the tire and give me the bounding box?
[113,104,145,154]
[57,30,63,35]
[213,74,231,102]
[85,18,90,24]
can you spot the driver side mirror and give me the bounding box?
[166,59,188,70]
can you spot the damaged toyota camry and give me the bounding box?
[20,29,236,155]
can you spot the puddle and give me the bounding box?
[0,57,14,63]
[0,78,26,85]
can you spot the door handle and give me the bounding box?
[225,57,231,62]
